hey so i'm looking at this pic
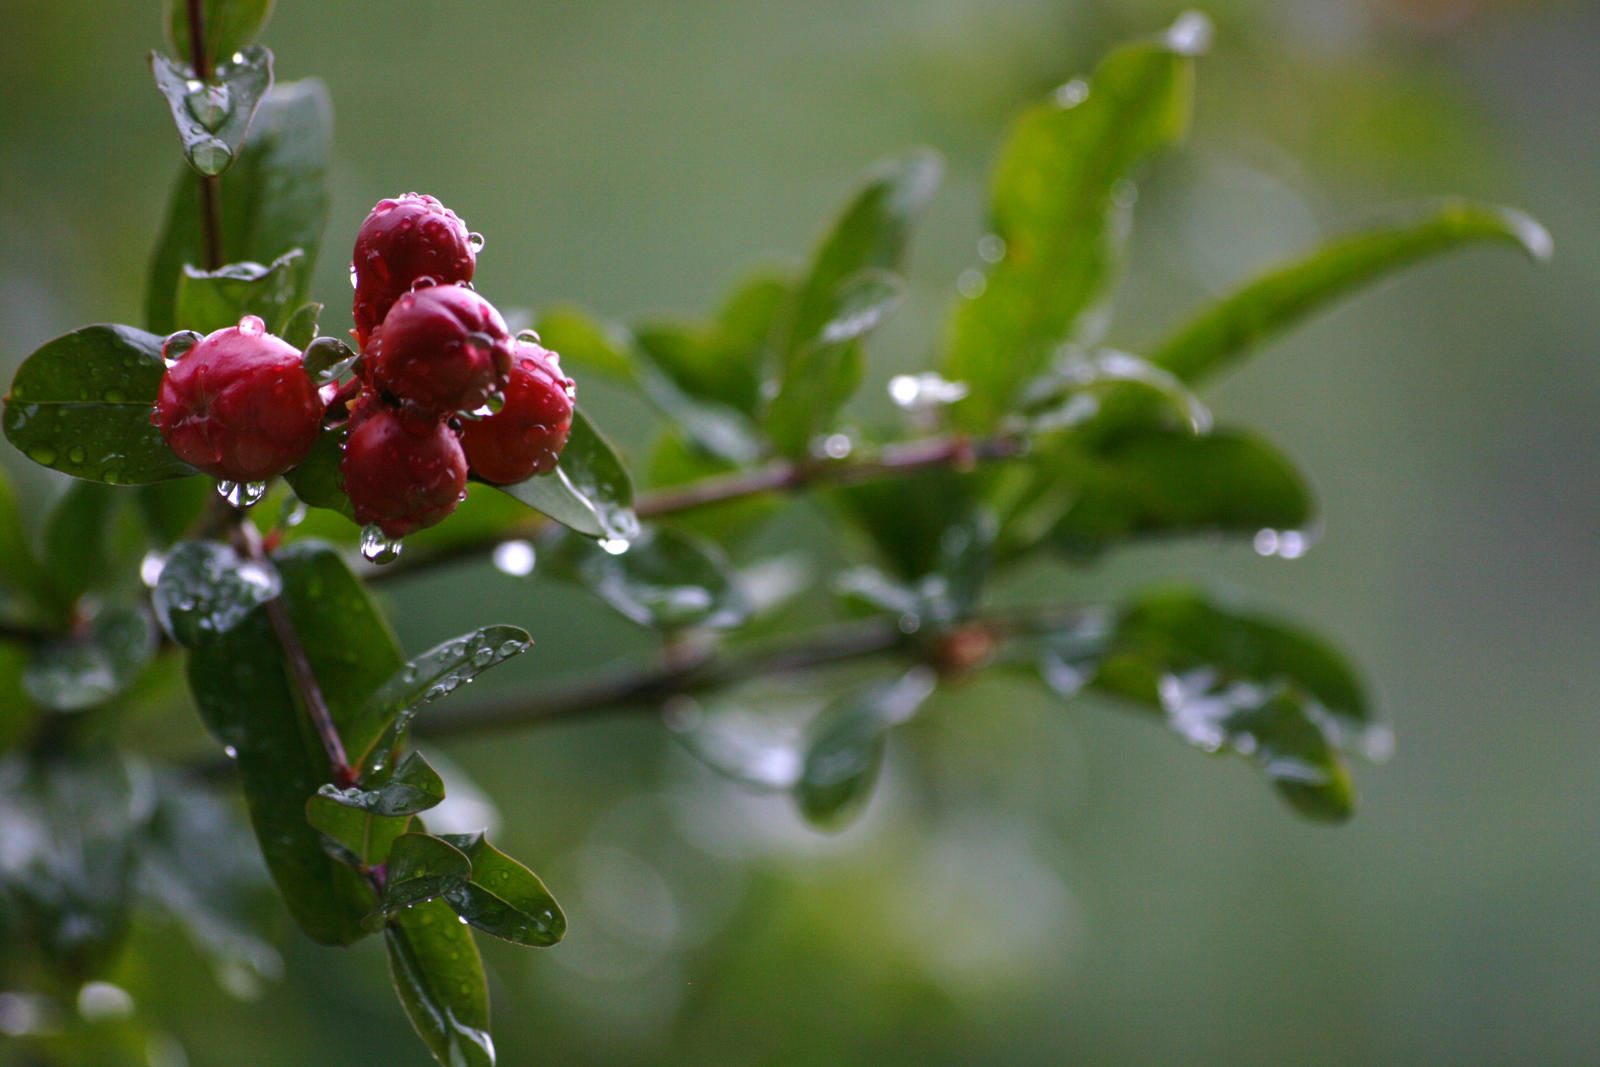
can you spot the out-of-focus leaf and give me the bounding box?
[152,539,281,648]
[378,832,472,914]
[765,269,904,458]
[385,898,494,1067]
[23,607,156,712]
[644,431,781,544]
[533,304,636,382]
[1020,348,1211,438]
[281,301,321,350]
[636,270,788,418]
[539,526,750,632]
[632,327,763,464]
[351,627,532,781]
[2,325,198,485]
[147,79,332,334]
[492,407,638,543]
[186,540,400,944]
[41,482,129,608]
[795,668,937,830]
[439,832,565,947]
[1151,200,1553,384]
[149,45,273,178]
[1039,587,1382,821]
[0,467,52,614]
[0,750,152,982]
[1048,427,1314,558]
[165,0,276,71]
[943,13,1207,429]
[174,250,302,334]
[135,476,213,548]
[828,466,976,582]
[284,428,355,521]
[307,753,444,868]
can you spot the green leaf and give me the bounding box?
[943,13,1206,430]
[828,466,976,582]
[301,335,356,384]
[166,0,276,71]
[147,78,332,334]
[1048,427,1313,558]
[379,832,472,913]
[795,669,937,830]
[307,754,444,868]
[1151,200,1553,385]
[491,406,638,542]
[765,269,904,458]
[22,606,155,712]
[3,324,198,485]
[633,326,763,464]
[644,430,781,545]
[149,45,273,178]
[152,539,281,648]
[539,525,751,632]
[175,249,302,335]
[0,468,51,615]
[351,626,532,781]
[532,304,637,382]
[783,151,940,361]
[41,481,131,606]
[280,301,322,350]
[135,476,214,547]
[439,832,565,947]
[185,540,401,944]
[284,427,355,521]
[636,270,789,418]
[384,898,494,1067]
[1041,587,1382,821]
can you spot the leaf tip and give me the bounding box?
[1500,207,1554,263]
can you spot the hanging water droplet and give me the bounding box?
[467,232,486,254]
[183,82,232,131]
[139,550,166,588]
[188,136,234,176]
[888,372,970,412]
[360,524,404,564]
[598,537,630,556]
[491,539,536,576]
[217,480,267,508]
[1054,78,1089,108]
[349,263,360,289]
[223,745,238,759]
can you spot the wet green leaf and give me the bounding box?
[1152,200,1553,384]
[539,526,751,632]
[943,13,1205,429]
[152,539,282,648]
[174,249,302,335]
[284,428,355,521]
[766,269,904,458]
[1040,587,1380,821]
[384,898,494,1067]
[1048,427,1313,558]
[147,79,332,334]
[185,540,400,944]
[2,325,198,485]
[532,304,636,382]
[352,626,532,781]
[281,301,321,350]
[379,832,472,913]
[149,45,273,178]
[23,606,155,712]
[307,754,443,868]
[165,0,276,72]
[439,832,565,947]
[492,406,638,542]
[795,669,937,830]
[301,335,356,384]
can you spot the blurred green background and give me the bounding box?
[3,0,1597,1063]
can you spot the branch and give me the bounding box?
[186,0,224,270]
[372,429,1029,583]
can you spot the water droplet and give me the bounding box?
[1164,10,1213,56]
[27,446,56,465]
[349,263,360,289]
[466,232,485,254]
[217,480,267,508]
[183,82,232,131]
[223,745,238,759]
[978,234,1006,262]
[236,315,265,337]
[281,498,309,528]
[360,524,404,564]
[472,647,495,667]
[101,470,122,485]
[957,268,986,299]
[188,136,233,176]
[1054,78,1089,108]
[1253,528,1309,559]
[139,551,166,588]
[497,639,527,657]
[897,612,922,634]
[492,539,536,577]
[888,372,970,412]
[102,388,126,403]
[162,330,204,366]
[814,433,853,460]
[66,446,86,465]
[516,328,542,346]
[598,537,630,556]
[409,275,439,292]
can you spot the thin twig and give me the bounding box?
[186,0,224,270]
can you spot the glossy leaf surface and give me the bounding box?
[23,606,156,712]
[147,79,332,333]
[2,325,197,485]
[379,832,472,913]
[539,526,751,632]
[943,13,1205,429]
[1152,200,1553,384]
[149,45,272,177]
[385,898,494,1067]
[439,832,565,947]
[306,752,444,867]
[174,249,302,335]
[493,407,638,542]
[152,539,282,648]
[795,669,937,830]
[284,428,356,521]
